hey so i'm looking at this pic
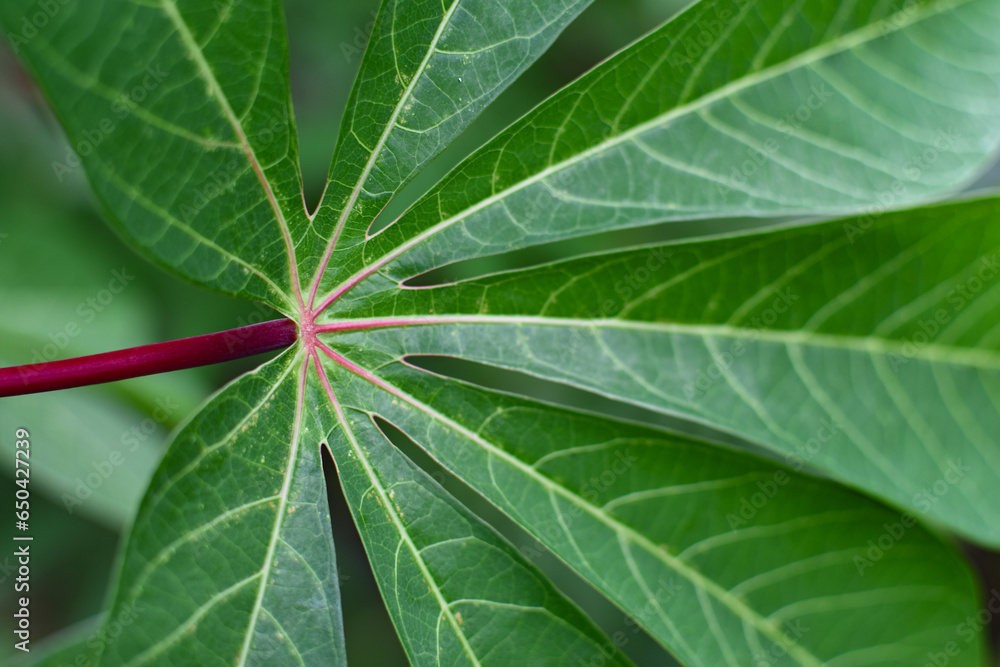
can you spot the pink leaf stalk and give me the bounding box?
[0,318,298,397]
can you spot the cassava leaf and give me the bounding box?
[83,351,347,666]
[2,0,305,311]
[303,0,597,283]
[4,0,1000,665]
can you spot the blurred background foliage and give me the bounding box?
[0,0,998,665]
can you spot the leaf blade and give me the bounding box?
[0,0,305,309]
[305,0,597,293]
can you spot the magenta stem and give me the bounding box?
[0,318,298,397]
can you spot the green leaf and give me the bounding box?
[6,0,1000,665]
[317,0,1000,295]
[305,0,598,283]
[0,389,162,529]
[1,0,305,311]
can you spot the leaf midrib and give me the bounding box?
[316,315,1000,370]
[236,350,310,667]
[309,0,463,309]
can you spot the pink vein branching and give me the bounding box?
[0,312,449,396]
[0,263,456,396]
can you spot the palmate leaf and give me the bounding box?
[4,0,1000,666]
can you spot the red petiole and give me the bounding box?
[0,318,299,397]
